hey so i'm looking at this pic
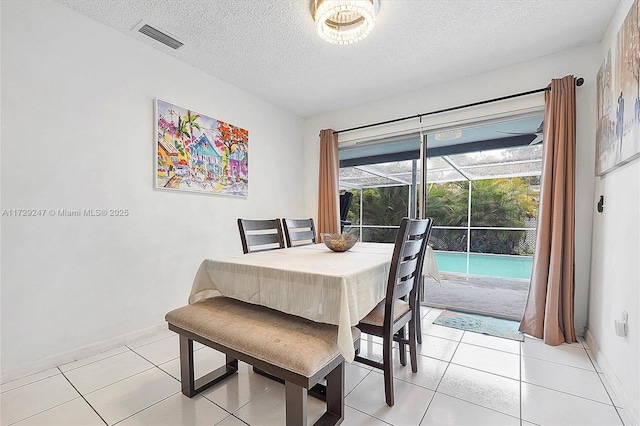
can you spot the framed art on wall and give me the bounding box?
[155,99,248,196]
[595,0,640,176]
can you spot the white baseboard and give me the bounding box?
[584,329,639,426]
[1,323,167,384]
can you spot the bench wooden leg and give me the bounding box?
[179,335,238,397]
[321,361,344,425]
[179,335,196,397]
[285,381,307,426]
[284,362,345,426]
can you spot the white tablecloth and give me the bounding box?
[189,242,439,362]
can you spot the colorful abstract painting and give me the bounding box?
[596,0,640,175]
[155,99,248,196]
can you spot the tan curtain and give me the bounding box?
[317,129,340,238]
[519,75,577,344]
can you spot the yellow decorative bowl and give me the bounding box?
[321,233,358,252]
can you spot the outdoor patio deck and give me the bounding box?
[423,272,529,320]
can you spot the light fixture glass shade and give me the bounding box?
[314,0,378,45]
[434,130,463,141]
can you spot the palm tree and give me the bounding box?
[426,181,468,226]
[426,182,469,251]
[356,186,409,242]
[345,177,538,253]
[173,117,189,155]
[468,178,538,254]
[183,111,201,147]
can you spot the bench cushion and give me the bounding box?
[165,297,359,378]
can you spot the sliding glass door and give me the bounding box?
[339,133,421,242]
[338,113,544,319]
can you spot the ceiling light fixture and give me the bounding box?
[434,130,463,141]
[313,0,379,45]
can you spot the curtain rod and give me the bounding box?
[333,77,584,135]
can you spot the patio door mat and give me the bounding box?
[433,309,524,341]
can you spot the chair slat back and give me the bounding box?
[282,218,317,248]
[384,217,434,327]
[237,218,285,254]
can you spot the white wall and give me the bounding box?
[0,0,305,381]
[587,1,639,423]
[303,43,601,337]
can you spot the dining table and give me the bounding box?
[189,242,440,363]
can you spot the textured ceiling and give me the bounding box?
[55,0,619,118]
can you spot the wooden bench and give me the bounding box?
[165,296,360,426]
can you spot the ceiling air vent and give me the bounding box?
[138,24,184,50]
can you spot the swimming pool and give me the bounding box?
[433,251,533,279]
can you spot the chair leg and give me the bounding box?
[409,319,418,373]
[397,326,407,366]
[383,334,394,407]
[416,304,422,345]
[416,277,423,344]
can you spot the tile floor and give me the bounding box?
[0,307,629,426]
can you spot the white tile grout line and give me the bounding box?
[59,347,130,374]
[59,361,193,426]
[110,390,184,425]
[418,330,463,424]
[587,355,627,425]
[0,371,60,394]
[519,334,523,423]
[342,404,395,425]
[1,372,108,426]
[58,366,109,426]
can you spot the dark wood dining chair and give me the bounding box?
[237,218,285,254]
[282,218,317,247]
[354,217,433,407]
